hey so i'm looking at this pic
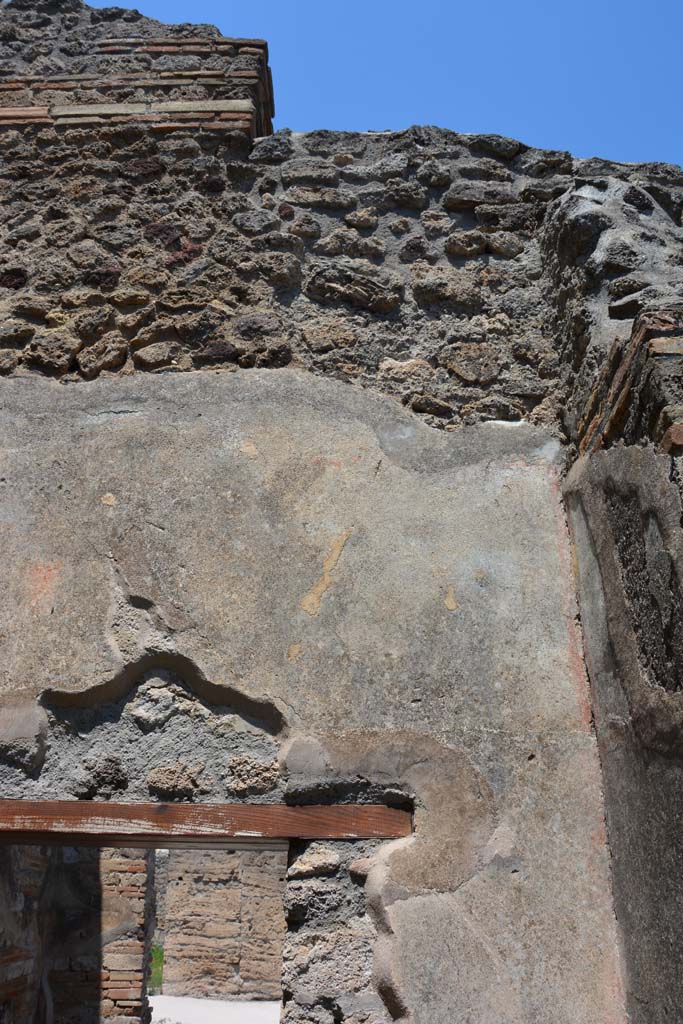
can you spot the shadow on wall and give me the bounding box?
[565,447,683,1021]
[0,845,103,1024]
[0,845,158,1024]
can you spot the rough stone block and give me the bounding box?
[0,704,48,773]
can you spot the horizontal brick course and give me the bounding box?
[577,311,683,454]
[0,33,272,138]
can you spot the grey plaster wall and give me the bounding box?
[0,370,624,1023]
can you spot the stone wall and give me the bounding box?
[3,0,683,1022]
[162,847,287,1000]
[0,669,284,804]
[282,840,389,1024]
[0,0,273,136]
[2,110,681,430]
[0,0,681,443]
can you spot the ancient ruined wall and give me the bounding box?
[0,846,107,1024]
[0,670,284,804]
[1,112,681,431]
[556,240,683,1019]
[0,0,680,441]
[282,839,390,1024]
[0,0,272,135]
[3,1,683,1023]
[0,369,626,1024]
[162,847,287,1000]
[565,445,683,1020]
[0,670,393,1020]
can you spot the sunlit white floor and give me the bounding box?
[150,995,281,1024]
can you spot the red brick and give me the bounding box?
[0,105,49,116]
[649,337,683,356]
[0,118,52,127]
[659,423,683,453]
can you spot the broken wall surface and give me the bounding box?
[0,370,624,1024]
[559,278,683,1020]
[3,0,683,1022]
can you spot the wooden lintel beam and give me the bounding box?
[0,799,411,848]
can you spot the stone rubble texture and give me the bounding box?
[0,670,284,803]
[0,3,681,437]
[1,2,683,1024]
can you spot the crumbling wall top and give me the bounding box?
[0,0,273,136]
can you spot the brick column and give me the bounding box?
[100,848,155,1023]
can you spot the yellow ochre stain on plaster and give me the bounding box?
[300,528,353,617]
[240,440,259,459]
[444,586,459,611]
[288,643,303,661]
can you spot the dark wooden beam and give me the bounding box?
[0,799,411,849]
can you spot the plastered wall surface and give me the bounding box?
[0,370,624,1023]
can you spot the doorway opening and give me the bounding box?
[149,844,287,1024]
[0,799,410,1024]
[0,840,288,1024]
[0,666,412,1024]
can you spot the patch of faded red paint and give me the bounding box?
[29,561,62,613]
[601,952,628,1024]
[592,816,608,850]
[570,745,628,1024]
[548,467,593,730]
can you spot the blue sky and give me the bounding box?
[90,0,683,166]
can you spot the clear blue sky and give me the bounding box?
[90,0,683,166]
